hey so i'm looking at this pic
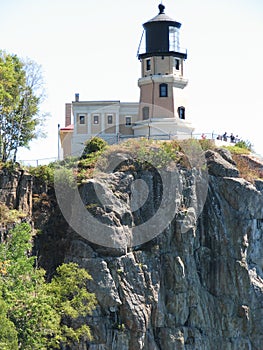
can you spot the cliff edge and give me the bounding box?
[1,146,263,350]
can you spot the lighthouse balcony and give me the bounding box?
[138,49,187,60]
[138,74,188,89]
[132,118,194,140]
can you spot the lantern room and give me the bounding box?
[137,4,187,60]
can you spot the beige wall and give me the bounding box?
[90,114,101,134]
[119,115,133,135]
[105,113,116,133]
[139,81,175,118]
[68,101,139,156]
[141,56,184,77]
[60,131,72,158]
[76,114,88,134]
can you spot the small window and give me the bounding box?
[142,106,149,120]
[146,59,151,71]
[93,115,99,124]
[159,83,168,97]
[178,106,185,119]
[79,115,85,124]
[175,58,180,70]
[125,116,132,126]
[107,115,113,124]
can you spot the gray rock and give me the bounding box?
[64,153,263,349]
[205,150,239,177]
[216,147,236,165]
[3,149,263,350]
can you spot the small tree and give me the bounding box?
[0,51,47,162]
[0,223,97,349]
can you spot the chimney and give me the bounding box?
[75,93,79,102]
[65,103,72,127]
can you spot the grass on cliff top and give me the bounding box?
[224,142,251,155]
[223,140,263,182]
[26,137,210,185]
[95,137,211,174]
[233,154,263,183]
[27,137,108,185]
[17,137,262,185]
[1,137,262,187]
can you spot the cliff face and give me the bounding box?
[0,167,32,215]
[61,149,263,350]
[1,149,263,350]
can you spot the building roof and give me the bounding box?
[147,13,174,23]
[60,124,74,131]
[145,4,179,25]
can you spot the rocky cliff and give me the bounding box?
[1,148,263,350]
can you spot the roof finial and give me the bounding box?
[158,3,165,14]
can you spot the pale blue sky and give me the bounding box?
[1,0,263,162]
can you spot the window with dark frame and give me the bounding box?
[159,83,168,97]
[93,115,99,124]
[142,106,149,120]
[146,59,151,71]
[79,115,85,124]
[175,58,180,70]
[125,116,132,126]
[178,106,185,119]
[107,115,113,124]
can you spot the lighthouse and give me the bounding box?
[133,3,194,139]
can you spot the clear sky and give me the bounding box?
[1,0,263,164]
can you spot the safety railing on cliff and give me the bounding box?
[17,131,240,166]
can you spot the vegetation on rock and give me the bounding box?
[0,222,97,349]
[25,136,262,187]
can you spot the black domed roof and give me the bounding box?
[143,4,181,28]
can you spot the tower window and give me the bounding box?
[159,83,168,97]
[175,58,180,70]
[178,106,185,119]
[79,115,85,124]
[107,115,113,124]
[125,116,132,126]
[146,59,151,71]
[93,115,99,124]
[142,106,149,120]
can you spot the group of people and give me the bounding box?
[217,132,239,143]
[200,132,240,143]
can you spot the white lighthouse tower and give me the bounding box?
[133,3,194,139]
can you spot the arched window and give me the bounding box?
[159,83,168,97]
[142,106,149,120]
[178,106,185,119]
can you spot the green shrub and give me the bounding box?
[224,139,253,155]
[0,204,26,225]
[198,138,216,151]
[82,137,107,157]
[235,140,253,151]
[28,164,54,184]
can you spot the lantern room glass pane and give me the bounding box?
[169,26,180,52]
